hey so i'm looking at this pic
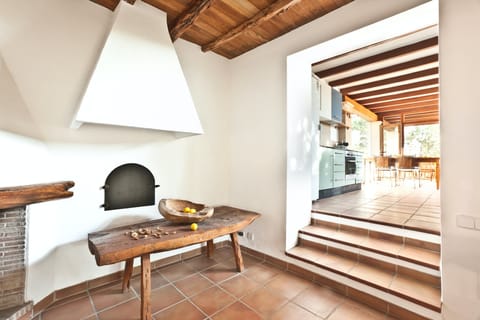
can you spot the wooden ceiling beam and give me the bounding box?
[170,0,215,41]
[314,37,438,78]
[357,87,438,105]
[376,105,438,118]
[329,54,438,87]
[349,78,439,100]
[343,96,378,121]
[339,67,438,94]
[202,0,302,53]
[364,93,439,108]
[90,0,121,11]
[369,100,438,113]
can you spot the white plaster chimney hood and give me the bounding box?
[72,1,203,135]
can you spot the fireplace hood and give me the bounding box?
[72,1,203,135]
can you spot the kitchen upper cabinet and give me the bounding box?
[312,74,321,114]
[319,147,333,190]
[331,88,343,123]
[319,78,332,120]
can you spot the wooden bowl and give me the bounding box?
[158,199,214,223]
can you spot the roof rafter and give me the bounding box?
[314,37,438,78]
[364,93,439,108]
[348,78,439,100]
[202,0,302,53]
[170,0,215,41]
[329,54,438,87]
[357,87,438,104]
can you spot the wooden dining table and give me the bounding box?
[88,206,260,320]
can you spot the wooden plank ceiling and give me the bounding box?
[90,0,353,59]
[312,26,439,126]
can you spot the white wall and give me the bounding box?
[0,0,231,302]
[229,0,430,256]
[439,0,480,318]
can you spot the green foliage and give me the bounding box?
[404,124,440,157]
[351,114,369,153]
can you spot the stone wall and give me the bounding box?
[0,207,26,310]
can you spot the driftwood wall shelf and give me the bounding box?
[0,181,75,210]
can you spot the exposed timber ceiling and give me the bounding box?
[90,0,353,59]
[312,26,439,126]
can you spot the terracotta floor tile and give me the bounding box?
[173,273,214,297]
[288,246,327,263]
[200,263,238,283]
[316,252,357,274]
[328,300,389,320]
[90,282,137,312]
[389,274,441,309]
[362,237,403,255]
[219,274,260,298]
[42,296,95,320]
[348,263,394,288]
[405,219,441,233]
[211,301,262,320]
[130,271,169,293]
[398,245,440,268]
[241,287,288,317]
[242,263,281,284]
[183,255,219,271]
[190,286,235,316]
[150,284,185,313]
[158,263,195,282]
[153,300,205,320]
[303,224,338,238]
[97,298,140,320]
[270,302,320,320]
[370,214,409,225]
[265,272,312,299]
[293,285,344,318]
[408,215,441,223]
[377,210,413,219]
[336,229,368,245]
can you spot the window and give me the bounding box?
[404,124,440,157]
[350,114,369,154]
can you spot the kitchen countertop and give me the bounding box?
[320,145,364,153]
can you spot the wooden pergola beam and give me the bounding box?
[202,0,302,53]
[314,37,438,78]
[369,100,438,112]
[329,54,438,87]
[376,105,438,118]
[364,93,439,108]
[348,78,439,100]
[170,0,215,41]
[357,87,438,105]
[344,96,378,122]
[340,67,438,95]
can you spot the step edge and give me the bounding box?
[311,212,441,243]
[311,209,441,235]
[299,234,441,278]
[286,250,441,313]
[299,229,440,270]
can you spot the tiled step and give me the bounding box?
[286,240,441,313]
[301,221,440,270]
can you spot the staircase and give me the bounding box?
[287,212,441,320]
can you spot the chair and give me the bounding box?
[374,156,396,185]
[418,162,436,181]
[396,156,420,188]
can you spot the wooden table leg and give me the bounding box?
[229,232,244,272]
[140,254,151,320]
[206,239,214,258]
[122,258,134,293]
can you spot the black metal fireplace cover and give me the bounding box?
[102,163,159,211]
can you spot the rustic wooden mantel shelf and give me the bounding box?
[0,181,75,210]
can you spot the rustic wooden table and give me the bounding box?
[88,206,260,320]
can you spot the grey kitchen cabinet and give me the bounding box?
[331,88,343,123]
[333,149,346,188]
[319,147,334,190]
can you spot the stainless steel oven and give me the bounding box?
[345,152,356,178]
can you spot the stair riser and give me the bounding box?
[299,237,441,287]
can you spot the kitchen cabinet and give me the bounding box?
[331,88,343,123]
[319,147,333,190]
[333,149,346,187]
[355,152,364,184]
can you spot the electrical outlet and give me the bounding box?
[237,231,244,237]
[246,232,254,241]
[457,215,475,229]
